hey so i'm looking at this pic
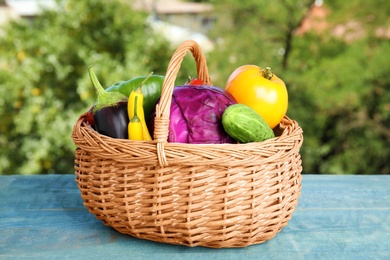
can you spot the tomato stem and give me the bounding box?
[261,67,274,80]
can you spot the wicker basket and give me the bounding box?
[72,40,303,248]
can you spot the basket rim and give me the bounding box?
[73,112,302,147]
[72,112,303,166]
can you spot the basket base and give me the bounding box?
[76,168,301,248]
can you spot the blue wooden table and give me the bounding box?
[1,174,389,259]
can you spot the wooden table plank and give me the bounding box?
[1,174,389,259]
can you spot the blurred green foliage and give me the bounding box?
[0,0,389,174]
[208,0,390,174]
[0,0,175,174]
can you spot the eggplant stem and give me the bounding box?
[89,67,106,98]
[89,66,127,113]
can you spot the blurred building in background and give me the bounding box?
[0,0,57,23]
[133,0,215,51]
[132,0,214,35]
[0,0,215,51]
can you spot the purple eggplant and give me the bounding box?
[93,101,129,139]
[88,67,129,139]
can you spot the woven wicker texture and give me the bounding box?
[72,40,303,248]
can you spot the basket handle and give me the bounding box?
[153,40,211,167]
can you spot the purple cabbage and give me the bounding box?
[163,85,237,144]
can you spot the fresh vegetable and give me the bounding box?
[152,85,237,144]
[186,76,204,86]
[88,67,129,139]
[88,67,127,113]
[222,104,275,143]
[86,106,95,128]
[225,65,288,129]
[93,102,129,139]
[128,95,143,140]
[106,74,164,124]
[128,86,152,140]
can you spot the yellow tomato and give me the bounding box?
[225,65,288,129]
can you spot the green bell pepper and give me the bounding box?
[106,75,164,123]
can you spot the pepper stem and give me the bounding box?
[136,71,154,93]
[261,67,274,80]
[130,96,140,122]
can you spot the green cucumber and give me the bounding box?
[222,104,275,143]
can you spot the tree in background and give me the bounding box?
[0,0,173,174]
[206,0,313,84]
[289,0,390,174]
[208,0,389,174]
